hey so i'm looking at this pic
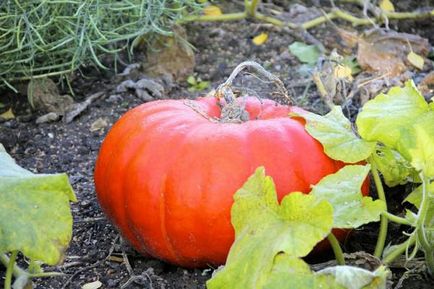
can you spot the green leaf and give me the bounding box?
[196,80,210,91]
[289,42,321,65]
[405,182,434,209]
[342,56,361,75]
[0,144,34,176]
[0,144,76,265]
[186,75,197,85]
[397,111,434,178]
[370,145,418,187]
[356,80,430,149]
[207,168,333,289]
[311,165,386,228]
[316,265,390,289]
[290,106,376,163]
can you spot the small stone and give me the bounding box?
[36,112,60,124]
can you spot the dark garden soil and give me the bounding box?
[1,1,434,288]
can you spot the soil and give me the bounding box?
[1,1,434,289]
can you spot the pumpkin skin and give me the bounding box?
[94,96,366,268]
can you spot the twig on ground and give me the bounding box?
[60,235,120,289]
[64,91,106,123]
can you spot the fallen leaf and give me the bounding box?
[407,51,424,70]
[203,5,222,16]
[289,41,321,65]
[90,118,109,132]
[252,32,268,46]
[418,71,434,96]
[357,29,430,77]
[379,0,395,12]
[334,65,353,81]
[313,51,354,105]
[145,26,195,81]
[0,108,15,120]
[82,280,102,289]
[27,78,74,113]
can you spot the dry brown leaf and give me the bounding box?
[357,29,430,77]
[90,117,109,132]
[27,78,74,113]
[145,26,195,81]
[418,71,434,97]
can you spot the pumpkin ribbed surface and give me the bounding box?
[94,97,350,268]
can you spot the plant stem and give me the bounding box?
[383,234,416,264]
[382,212,412,226]
[180,12,247,23]
[248,0,260,17]
[369,159,389,258]
[416,174,434,274]
[5,251,18,289]
[181,4,434,31]
[0,253,26,278]
[29,272,64,278]
[327,233,345,265]
[301,12,337,29]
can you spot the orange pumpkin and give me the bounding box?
[94,96,367,268]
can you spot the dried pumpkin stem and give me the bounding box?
[215,61,290,123]
[215,61,290,104]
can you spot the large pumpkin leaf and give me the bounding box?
[207,168,333,289]
[290,106,375,163]
[0,144,76,265]
[370,145,419,187]
[397,111,434,178]
[356,80,430,149]
[311,165,386,228]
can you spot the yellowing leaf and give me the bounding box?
[333,65,353,81]
[0,108,15,120]
[207,168,333,289]
[356,80,430,149]
[311,165,386,229]
[407,51,425,70]
[252,32,268,46]
[0,145,76,265]
[379,0,395,12]
[203,5,222,16]
[290,106,376,163]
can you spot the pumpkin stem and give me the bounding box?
[215,61,291,123]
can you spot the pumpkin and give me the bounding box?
[94,96,367,268]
